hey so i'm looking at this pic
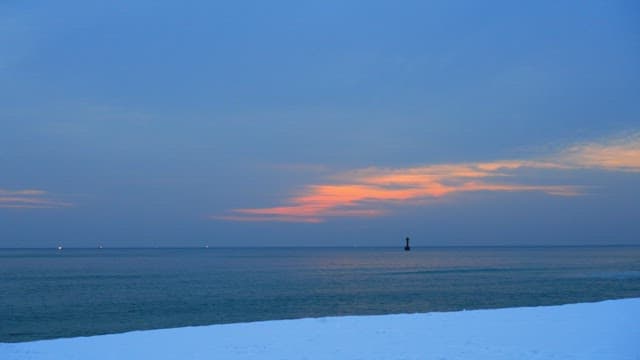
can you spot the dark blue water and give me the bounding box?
[2,246,640,342]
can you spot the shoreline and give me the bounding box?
[2,298,638,359]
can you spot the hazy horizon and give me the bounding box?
[3,244,640,250]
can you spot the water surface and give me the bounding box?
[2,246,639,342]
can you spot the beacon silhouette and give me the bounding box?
[404,237,411,251]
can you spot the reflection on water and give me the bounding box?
[1,246,639,342]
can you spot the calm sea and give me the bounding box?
[1,246,640,342]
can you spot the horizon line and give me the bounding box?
[1,244,639,250]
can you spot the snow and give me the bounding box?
[2,298,639,359]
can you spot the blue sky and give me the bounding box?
[1,1,639,247]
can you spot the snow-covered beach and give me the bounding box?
[2,298,638,359]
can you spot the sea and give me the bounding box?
[2,246,640,343]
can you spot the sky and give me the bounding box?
[1,0,639,247]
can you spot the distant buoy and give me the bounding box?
[404,237,411,251]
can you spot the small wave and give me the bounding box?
[385,267,540,276]
[584,271,640,280]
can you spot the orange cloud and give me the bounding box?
[558,133,640,171]
[217,163,579,223]
[0,189,72,209]
[212,215,324,223]
[214,133,639,223]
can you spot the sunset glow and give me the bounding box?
[219,135,639,222]
[560,133,640,172]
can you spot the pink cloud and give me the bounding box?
[558,133,640,171]
[214,133,638,223]
[220,166,579,223]
[0,189,72,209]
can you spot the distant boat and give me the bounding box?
[57,245,63,251]
[404,237,411,251]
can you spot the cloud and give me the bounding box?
[216,164,580,223]
[214,133,640,223]
[0,189,72,209]
[557,132,640,172]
